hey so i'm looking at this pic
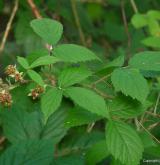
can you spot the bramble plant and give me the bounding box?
[0,9,160,165]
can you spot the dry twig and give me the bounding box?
[0,136,6,145]
[70,0,86,46]
[0,0,19,54]
[87,122,95,133]
[153,92,160,114]
[148,122,159,131]
[82,83,114,99]
[27,0,42,18]
[92,74,111,86]
[138,120,160,144]
[130,0,138,13]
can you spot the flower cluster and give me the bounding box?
[5,65,23,82]
[0,90,12,107]
[28,86,44,100]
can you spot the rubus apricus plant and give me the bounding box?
[0,16,160,165]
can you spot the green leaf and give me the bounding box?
[111,159,123,165]
[65,107,101,127]
[27,49,49,64]
[52,155,85,165]
[111,68,149,102]
[14,12,43,54]
[17,56,29,69]
[71,131,105,149]
[1,109,42,143]
[139,132,157,148]
[131,13,148,28]
[41,87,63,121]
[108,95,152,119]
[27,70,45,86]
[1,102,69,145]
[8,85,41,112]
[30,18,63,45]
[106,120,143,165]
[54,44,100,63]
[29,56,60,68]
[58,67,92,88]
[142,36,160,48]
[147,18,160,36]
[65,87,108,118]
[103,22,126,42]
[41,101,70,144]
[106,55,124,68]
[0,140,54,165]
[86,140,109,165]
[144,146,160,158]
[147,10,160,20]
[129,51,160,71]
